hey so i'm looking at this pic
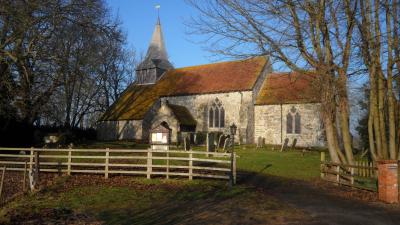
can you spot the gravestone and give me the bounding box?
[206,133,215,152]
[222,137,231,153]
[184,135,191,151]
[217,135,229,151]
[256,136,265,148]
[280,138,289,152]
[291,138,297,149]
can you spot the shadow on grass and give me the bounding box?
[89,183,249,225]
[0,175,312,225]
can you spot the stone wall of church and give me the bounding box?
[142,100,161,141]
[254,103,325,147]
[151,102,180,142]
[161,91,255,143]
[97,120,143,141]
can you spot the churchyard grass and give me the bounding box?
[234,145,321,180]
[0,176,309,224]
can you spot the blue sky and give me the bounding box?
[106,0,211,68]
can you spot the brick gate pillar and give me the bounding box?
[377,160,398,204]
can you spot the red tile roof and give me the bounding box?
[100,57,268,121]
[255,72,319,105]
[158,56,268,96]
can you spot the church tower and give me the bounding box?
[136,13,173,84]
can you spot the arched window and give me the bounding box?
[220,107,225,127]
[287,106,301,134]
[214,106,219,127]
[209,108,214,128]
[209,98,225,128]
[286,113,293,134]
[295,112,301,134]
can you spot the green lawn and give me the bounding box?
[0,177,309,225]
[75,140,150,149]
[235,146,321,180]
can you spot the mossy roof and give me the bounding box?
[100,56,268,121]
[167,103,197,126]
[255,72,319,105]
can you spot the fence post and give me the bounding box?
[166,151,170,179]
[363,161,367,177]
[350,167,355,186]
[34,151,40,184]
[0,166,6,201]
[320,152,325,179]
[23,161,27,192]
[189,152,193,180]
[147,148,152,179]
[67,148,72,176]
[105,148,109,179]
[29,147,34,173]
[361,161,364,177]
[28,148,35,191]
[336,165,340,185]
[368,162,374,177]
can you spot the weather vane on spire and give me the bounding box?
[155,4,161,24]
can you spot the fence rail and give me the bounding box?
[320,152,377,192]
[0,147,236,183]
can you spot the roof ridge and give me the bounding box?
[173,56,266,71]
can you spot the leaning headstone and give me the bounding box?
[280,138,289,152]
[217,135,224,150]
[222,137,231,153]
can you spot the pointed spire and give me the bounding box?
[147,20,167,60]
[135,6,173,84]
[156,4,160,25]
[140,4,170,66]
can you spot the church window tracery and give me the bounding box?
[209,98,225,128]
[287,106,301,134]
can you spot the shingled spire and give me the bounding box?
[136,10,173,84]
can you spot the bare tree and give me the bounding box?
[356,0,400,160]
[1,0,137,129]
[187,0,358,163]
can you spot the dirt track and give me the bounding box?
[241,172,400,225]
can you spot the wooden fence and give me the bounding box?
[320,152,377,191]
[0,147,236,184]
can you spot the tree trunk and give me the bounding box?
[385,0,397,159]
[337,70,354,164]
[368,110,377,161]
[323,111,341,163]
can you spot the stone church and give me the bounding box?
[97,18,325,147]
